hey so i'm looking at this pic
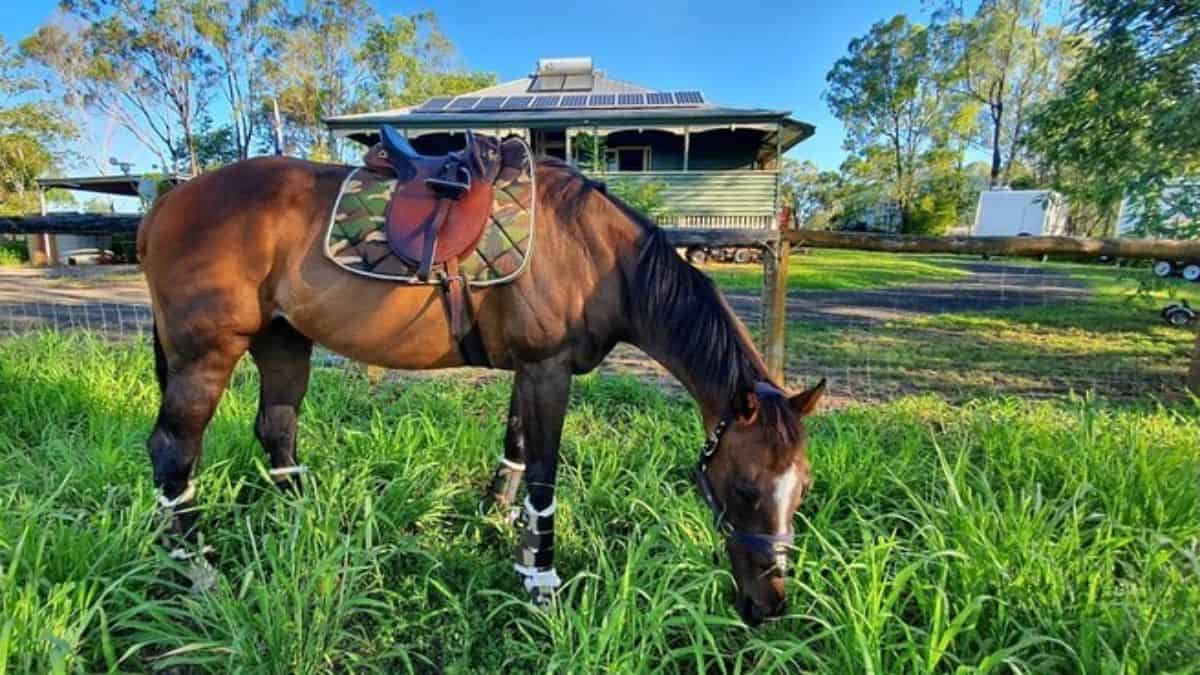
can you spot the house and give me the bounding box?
[26,174,186,265]
[324,57,814,229]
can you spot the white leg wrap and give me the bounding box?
[268,464,308,479]
[500,456,526,472]
[514,563,562,595]
[158,481,195,510]
[523,495,555,518]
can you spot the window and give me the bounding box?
[604,147,650,172]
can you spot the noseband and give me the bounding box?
[695,389,794,573]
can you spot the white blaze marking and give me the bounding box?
[773,467,800,534]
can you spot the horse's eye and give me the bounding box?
[733,484,760,505]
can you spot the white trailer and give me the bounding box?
[973,189,1069,237]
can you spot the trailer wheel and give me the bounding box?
[686,247,707,265]
[1165,306,1196,326]
[733,248,754,264]
[1152,260,1175,278]
[1182,264,1200,282]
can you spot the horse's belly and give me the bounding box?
[277,273,467,370]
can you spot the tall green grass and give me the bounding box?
[1,333,1197,673]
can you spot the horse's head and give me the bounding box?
[697,378,826,625]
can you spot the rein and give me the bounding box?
[694,386,794,573]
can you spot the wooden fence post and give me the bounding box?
[760,239,789,384]
[1189,330,1200,395]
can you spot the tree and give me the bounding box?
[780,159,845,229]
[194,0,280,161]
[23,0,216,174]
[262,2,493,159]
[0,37,75,216]
[940,0,1076,187]
[825,16,952,230]
[1027,0,1200,236]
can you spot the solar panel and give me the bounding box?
[446,96,479,111]
[673,90,704,105]
[415,97,453,112]
[560,94,588,108]
[531,95,562,109]
[501,96,533,109]
[646,92,673,105]
[588,94,616,107]
[617,93,645,106]
[562,74,595,90]
[475,96,507,111]
[529,75,565,92]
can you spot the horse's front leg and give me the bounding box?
[479,385,526,523]
[511,359,571,605]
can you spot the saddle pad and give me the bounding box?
[324,152,534,286]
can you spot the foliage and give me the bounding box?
[0,37,75,216]
[606,179,673,222]
[1026,0,1200,238]
[0,333,1197,671]
[780,159,845,229]
[193,0,280,161]
[21,1,491,169]
[0,237,29,266]
[938,0,1077,187]
[262,1,493,160]
[825,16,951,228]
[570,132,606,169]
[23,0,217,174]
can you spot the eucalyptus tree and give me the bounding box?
[825,15,955,229]
[23,0,216,175]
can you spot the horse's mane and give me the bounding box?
[534,157,800,448]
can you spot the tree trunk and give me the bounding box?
[990,102,1004,187]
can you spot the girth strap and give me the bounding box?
[440,258,491,367]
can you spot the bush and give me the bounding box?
[0,238,29,266]
[606,179,674,223]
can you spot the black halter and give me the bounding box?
[695,407,794,573]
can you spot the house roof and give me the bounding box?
[324,61,815,151]
[37,174,189,197]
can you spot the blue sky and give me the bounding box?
[2,0,935,174]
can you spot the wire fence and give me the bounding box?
[1,259,1194,404]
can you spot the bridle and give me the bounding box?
[694,384,795,574]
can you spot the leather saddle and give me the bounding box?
[364,127,525,281]
[361,127,529,366]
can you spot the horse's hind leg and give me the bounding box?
[480,385,527,521]
[148,334,248,542]
[249,318,313,491]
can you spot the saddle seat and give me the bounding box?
[363,126,507,278]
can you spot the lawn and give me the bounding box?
[701,248,970,293]
[2,332,1198,673]
[705,251,1198,401]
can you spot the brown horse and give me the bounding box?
[137,150,825,625]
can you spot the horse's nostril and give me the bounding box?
[771,598,787,616]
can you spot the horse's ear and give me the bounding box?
[790,378,826,417]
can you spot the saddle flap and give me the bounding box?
[384,176,495,265]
